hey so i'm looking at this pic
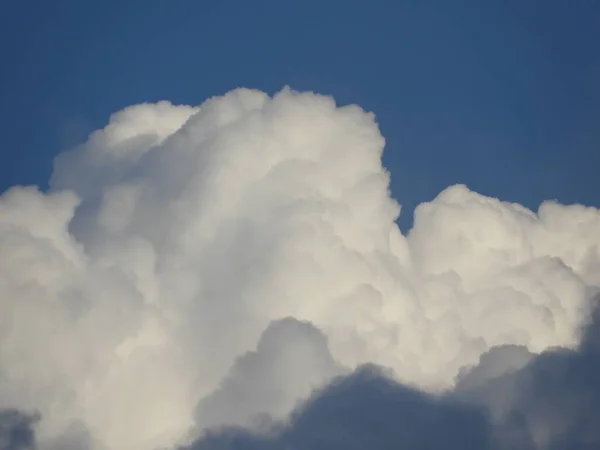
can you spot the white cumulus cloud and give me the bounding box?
[0,87,598,450]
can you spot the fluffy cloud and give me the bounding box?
[183,296,600,450]
[194,317,344,432]
[0,87,598,450]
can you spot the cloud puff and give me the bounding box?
[194,317,344,432]
[455,296,600,449]
[0,87,599,450]
[185,298,600,450]
[187,365,492,450]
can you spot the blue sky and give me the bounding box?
[1,0,599,230]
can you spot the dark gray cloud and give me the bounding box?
[0,410,93,450]
[0,409,39,450]
[457,298,600,450]
[186,364,492,450]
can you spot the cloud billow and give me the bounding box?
[0,87,599,450]
[189,365,492,450]
[187,298,600,450]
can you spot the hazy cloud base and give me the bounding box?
[1,88,599,450]
[186,299,600,450]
